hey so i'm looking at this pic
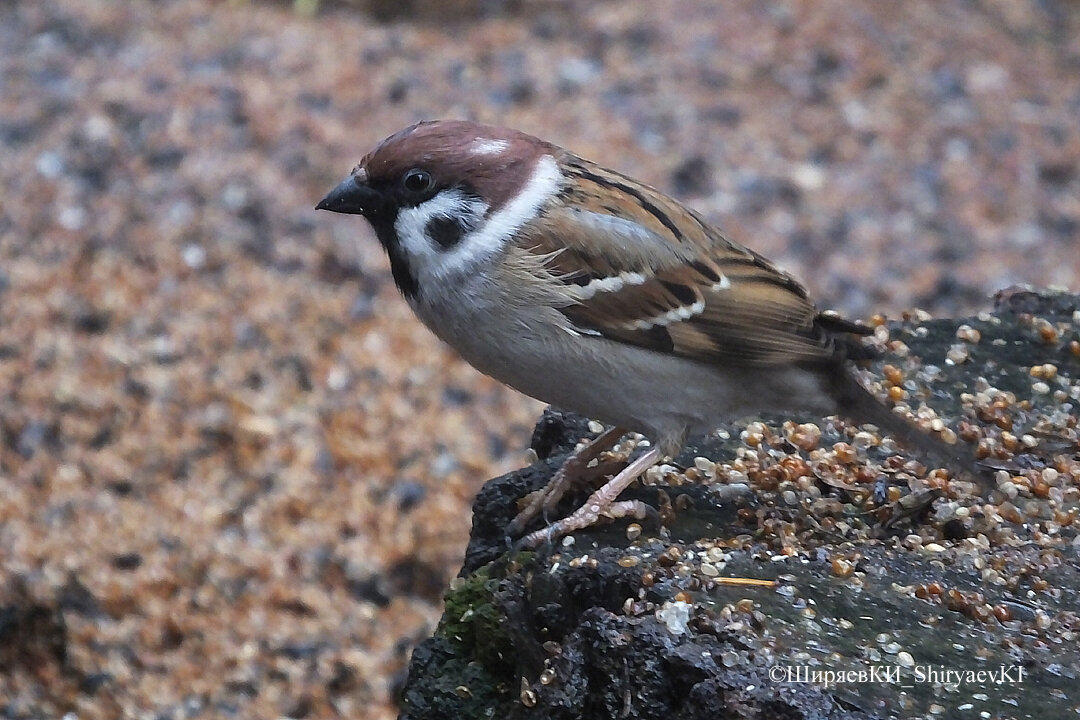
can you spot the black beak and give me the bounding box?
[316,172,382,215]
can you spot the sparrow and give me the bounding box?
[317,120,983,547]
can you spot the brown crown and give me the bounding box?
[359,120,558,210]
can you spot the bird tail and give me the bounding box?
[827,368,987,490]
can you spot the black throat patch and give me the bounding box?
[370,220,419,299]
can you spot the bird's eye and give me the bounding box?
[402,168,434,195]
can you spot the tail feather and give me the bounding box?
[827,369,990,493]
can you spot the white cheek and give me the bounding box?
[395,155,565,286]
[394,190,489,272]
[469,155,562,255]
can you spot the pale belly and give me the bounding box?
[412,294,840,455]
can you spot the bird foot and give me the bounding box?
[506,426,625,538]
[518,445,663,548]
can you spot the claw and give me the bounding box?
[518,445,664,547]
[507,426,625,536]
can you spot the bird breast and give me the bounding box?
[408,268,840,455]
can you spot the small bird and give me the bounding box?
[317,120,981,547]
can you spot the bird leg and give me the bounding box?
[507,425,625,537]
[520,444,663,548]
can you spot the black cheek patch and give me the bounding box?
[426,216,465,249]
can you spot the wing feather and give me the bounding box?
[517,153,867,367]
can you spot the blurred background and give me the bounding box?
[0,0,1077,717]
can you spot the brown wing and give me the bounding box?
[520,154,867,367]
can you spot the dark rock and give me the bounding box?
[326,660,360,694]
[735,174,802,213]
[78,672,111,695]
[16,419,56,458]
[994,285,1080,317]
[0,580,68,672]
[390,556,453,603]
[670,156,714,198]
[391,479,427,513]
[71,306,111,334]
[1038,162,1075,187]
[316,249,364,284]
[346,572,393,608]
[58,575,103,618]
[111,552,143,571]
[441,385,474,407]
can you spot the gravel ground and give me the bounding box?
[0,1,1077,718]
